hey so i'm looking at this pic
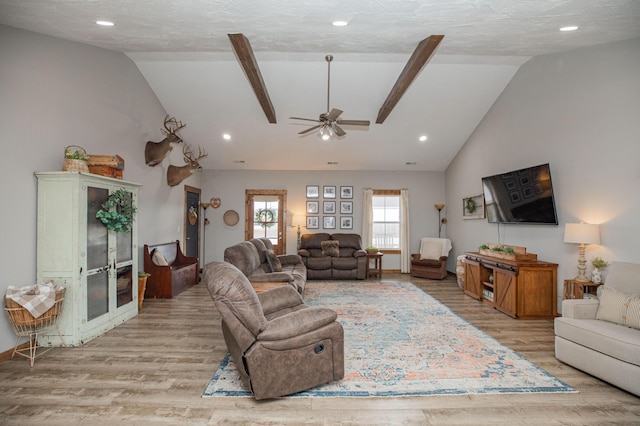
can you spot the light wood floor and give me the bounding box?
[1,274,638,425]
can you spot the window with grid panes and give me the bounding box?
[372,192,400,249]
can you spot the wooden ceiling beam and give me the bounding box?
[375,35,444,124]
[228,33,277,123]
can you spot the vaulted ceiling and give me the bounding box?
[2,0,639,171]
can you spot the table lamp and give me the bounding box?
[564,222,600,282]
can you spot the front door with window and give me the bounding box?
[245,190,287,254]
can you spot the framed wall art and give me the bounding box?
[306,185,319,198]
[306,216,319,229]
[463,194,485,219]
[340,186,353,199]
[323,201,336,214]
[323,216,336,229]
[340,201,353,214]
[323,185,336,198]
[306,200,319,214]
[340,216,353,229]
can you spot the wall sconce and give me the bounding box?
[564,222,600,282]
[435,204,446,238]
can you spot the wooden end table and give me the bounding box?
[366,252,383,278]
[563,279,602,299]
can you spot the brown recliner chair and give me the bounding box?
[203,261,344,400]
[410,237,452,280]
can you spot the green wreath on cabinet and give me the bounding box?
[96,189,137,232]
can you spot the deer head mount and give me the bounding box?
[166,144,208,187]
[144,115,186,166]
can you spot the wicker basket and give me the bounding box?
[4,288,66,329]
[62,145,89,172]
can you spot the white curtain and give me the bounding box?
[400,189,410,273]
[361,189,373,248]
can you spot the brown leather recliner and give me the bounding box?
[410,237,453,280]
[203,261,344,400]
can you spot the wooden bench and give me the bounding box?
[143,240,198,298]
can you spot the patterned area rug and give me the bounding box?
[203,281,575,397]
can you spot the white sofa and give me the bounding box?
[554,261,640,396]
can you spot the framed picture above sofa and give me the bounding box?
[323,216,336,229]
[340,201,352,214]
[340,216,353,229]
[323,186,336,198]
[306,201,319,214]
[340,186,353,199]
[306,216,319,229]
[306,185,319,198]
[323,201,336,214]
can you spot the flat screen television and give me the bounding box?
[482,163,558,225]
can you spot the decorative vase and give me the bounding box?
[592,268,602,284]
[138,276,148,310]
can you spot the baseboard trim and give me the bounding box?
[0,340,31,362]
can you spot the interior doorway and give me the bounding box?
[245,190,287,255]
[184,185,201,260]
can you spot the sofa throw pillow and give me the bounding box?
[265,249,283,272]
[420,241,442,260]
[321,240,340,257]
[151,249,169,266]
[596,286,632,326]
[625,294,640,330]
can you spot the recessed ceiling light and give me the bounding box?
[234,160,245,164]
[332,20,348,27]
[419,135,428,142]
[327,161,339,165]
[406,162,417,166]
[559,26,579,32]
[95,20,115,27]
[222,133,231,140]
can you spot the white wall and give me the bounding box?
[201,169,446,269]
[0,25,202,352]
[445,38,640,311]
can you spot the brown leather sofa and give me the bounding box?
[297,233,367,280]
[224,238,307,294]
[203,261,344,400]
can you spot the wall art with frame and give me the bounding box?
[340,216,353,229]
[340,186,353,199]
[323,185,336,199]
[306,185,319,198]
[323,201,336,214]
[306,200,319,214]
[462,194,485,219]
[306,216,319,229]
[323,216,336,229]
[340,201,353,214]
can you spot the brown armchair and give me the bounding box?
[410,238,452,280]
[203,261,344,400]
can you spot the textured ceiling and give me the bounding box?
[2,0,639,171]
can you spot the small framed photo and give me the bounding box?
[463,194,485,219]
[306,216,319,229]
[323,216,336,229]
[306,185,319,198]
[323,185,336,199]
[340,216,353,229]
[323,201,336,214]
[306,201,319,214]
[340,186,353,199]
[340,201,353,214]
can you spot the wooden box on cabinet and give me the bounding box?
[463,252,558,320]
[35,171,141,346]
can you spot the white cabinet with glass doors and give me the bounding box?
[35,172,141,346]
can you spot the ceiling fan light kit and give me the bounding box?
[290,54,370,140]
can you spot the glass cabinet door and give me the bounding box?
[87,186,110,320]
[115,190,134,308]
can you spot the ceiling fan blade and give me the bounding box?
[332,123,346,137]
[326,108,343,121]
[298,124,323,135]
[228,33,277,124]
[337,119,370,126]
[376,35,444,124]
[290,116,322,123]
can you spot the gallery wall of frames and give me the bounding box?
[306,185,353,231]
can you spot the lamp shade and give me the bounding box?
[564,223,600,245]
[292,214,304,227]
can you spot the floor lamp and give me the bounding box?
[435,204,446,238]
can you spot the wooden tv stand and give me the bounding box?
[463,252,558,319]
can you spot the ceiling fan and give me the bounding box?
[290,55,370,140]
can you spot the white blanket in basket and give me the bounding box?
[5,282,61,318]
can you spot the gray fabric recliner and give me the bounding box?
[203,261,344,400]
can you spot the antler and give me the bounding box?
[182,144,208,166]
[161,115,186,136]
